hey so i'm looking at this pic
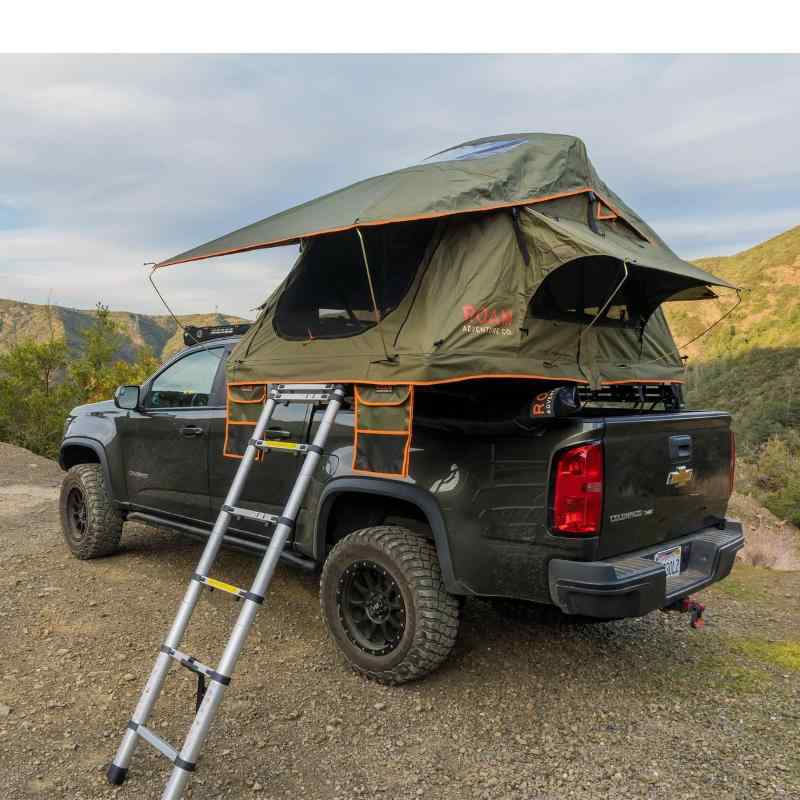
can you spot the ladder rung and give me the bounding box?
[270,383,336,403]
[191,573,265,604]
[222,504,279,525]
[160,645,231,686]
[253,439,310,453]
[131,722,178,763]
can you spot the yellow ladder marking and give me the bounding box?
[260,440,302,451]
[204,577,242,596]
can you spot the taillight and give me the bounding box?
[729,430,736,497]
[552,443,604,535]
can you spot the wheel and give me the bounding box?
[59,463,123,559]
[320,526,460,685]
[488,597,610,626]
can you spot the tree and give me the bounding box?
[0,302,161,458]
[68,303,125,402]
[0,337,77,458]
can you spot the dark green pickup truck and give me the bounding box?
[58,332,744,684]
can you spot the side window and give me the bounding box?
[147,348,223,409]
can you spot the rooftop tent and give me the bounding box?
[155,133,736,389]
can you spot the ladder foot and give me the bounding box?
[106,763,129,785]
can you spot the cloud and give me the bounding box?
[1,54,798,317]
[652,208,800,259]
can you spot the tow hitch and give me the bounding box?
[662,596,706,629]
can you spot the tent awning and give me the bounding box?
[155,133,668,269]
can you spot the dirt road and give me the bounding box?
[1,442,798,800]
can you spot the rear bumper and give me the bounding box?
[548,520,744,619]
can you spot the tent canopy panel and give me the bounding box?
[156,133,668,268]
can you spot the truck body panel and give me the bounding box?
[59,338,743,614]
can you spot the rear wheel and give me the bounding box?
[59,464,123,559]
[320,526,460,685]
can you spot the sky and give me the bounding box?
[1,54,799,319]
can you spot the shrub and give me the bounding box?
[754,434,800,526]
[0,303,158,459]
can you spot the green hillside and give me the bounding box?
[665,225,800,523]
[0,299,250,362]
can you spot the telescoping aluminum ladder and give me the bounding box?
[107,383,346,800]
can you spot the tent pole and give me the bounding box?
[578,260,629,385]
[356,227,393,362]
[584,261,629,334]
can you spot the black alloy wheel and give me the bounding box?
[337,559,407,656]
[320,526,460,684]
[66,487,88,542]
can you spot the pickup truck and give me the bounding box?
[58,330,744,684]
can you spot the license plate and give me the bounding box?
[655,545,682,577]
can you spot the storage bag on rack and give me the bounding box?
[353,385,414,477]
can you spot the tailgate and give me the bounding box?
[599,411,732,558]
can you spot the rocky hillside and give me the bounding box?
[0,298,250,362]
[665,224,800,525]
[665,225,800,451]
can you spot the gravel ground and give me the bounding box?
[0,441,798,800]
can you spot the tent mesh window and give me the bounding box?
[274,221,436,341]
[529,256,645,329]
[530,256,717,330]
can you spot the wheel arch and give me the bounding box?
[313,477,463,594]
[59,438,114,498]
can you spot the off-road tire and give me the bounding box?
[320,526,460,685]
[59,464,123,559]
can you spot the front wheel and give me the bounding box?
[59,463,123,559]
[320,526,460,685]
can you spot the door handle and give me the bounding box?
[180,425,205,438]
[266,428,291,439]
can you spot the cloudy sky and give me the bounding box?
[1,54,798,319]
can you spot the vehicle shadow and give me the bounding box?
[118,519,719,700]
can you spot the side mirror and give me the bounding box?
[114,384,140,411]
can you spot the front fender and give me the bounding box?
[313,476,466,595]
[59,437,120,504]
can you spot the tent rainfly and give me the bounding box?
[156,132,735,424]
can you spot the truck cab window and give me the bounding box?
[147,348,222,409]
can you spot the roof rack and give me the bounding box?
[183,323,251,347]
[577,383,683,410]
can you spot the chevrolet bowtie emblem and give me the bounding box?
[667,465,694,487]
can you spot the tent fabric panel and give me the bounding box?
[225,207,701,388]
[224,383,269,460]
[352,384,414,477]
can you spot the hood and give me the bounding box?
[70,399,117,416]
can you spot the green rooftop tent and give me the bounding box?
[156,133,735,473]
